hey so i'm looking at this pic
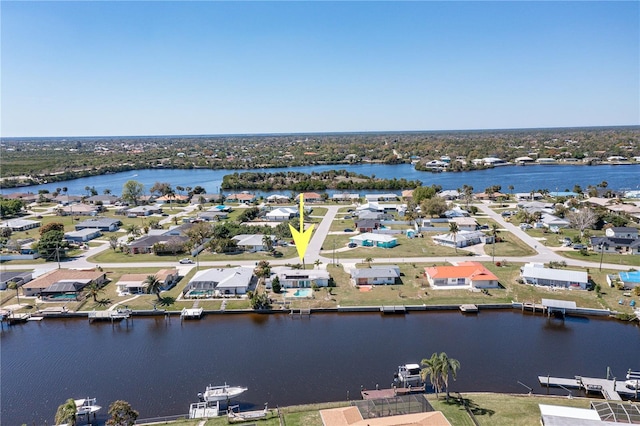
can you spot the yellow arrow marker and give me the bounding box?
[289,193,315,262]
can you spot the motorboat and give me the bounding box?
[625,371,640,390]
[394,363,422,387]
[198,383,248,403]
[74,397,101,416]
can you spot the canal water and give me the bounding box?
[1,311,638,425]
[1,164,638,196]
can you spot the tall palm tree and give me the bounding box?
[262,234,274,252]
[449,222,459,253]
[364,257,373,267]
[438,352,461,402]
[314,259,322,269]
[420,353,443,399]
[7,280,20,305]
[55,398,77,425]
[144,275,163,302]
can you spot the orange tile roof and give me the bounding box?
[319,406,451,426]
[424,262,498,281]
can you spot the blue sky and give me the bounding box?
[1,1,638,137]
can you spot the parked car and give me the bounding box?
[348,242,357,248]
[573,244,586,250]
[344,228,354,232]
[179,258,194,264]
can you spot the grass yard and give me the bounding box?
[558,250,640,267]
[427,393,593,426]
[322,233,461,259]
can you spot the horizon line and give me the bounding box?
[2,124,639,140]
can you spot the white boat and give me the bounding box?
[74,397,101,415]
[625,379,640,390]
[394,363,422,387]
[199,383,248,403]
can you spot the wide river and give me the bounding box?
[1,164,638,196]
[1,311,638,425]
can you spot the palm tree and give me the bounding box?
[420,353,443,399]
[55,398,77,425]
[449,222,459,253]
[314,259,322,269]
[262,234,274,252]
[364,257,373,267]
[7,280,20,305]
[84,282,103,302]
[437,352,461,402]
[144,275,163,302]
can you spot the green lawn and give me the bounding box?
[558,250,640,267]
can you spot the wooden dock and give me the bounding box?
[537,375,636,401]
[7,312,31,324]
[189,401,218,419]
[361,386,425,400]
[88,310,131,323]
[460,304,478,313]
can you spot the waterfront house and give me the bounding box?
[349,233,397,248]
[520,263,589,289]
[266,194,291,203]
[0,219,41,232]
[432,230,492,248]
[331,193,360,202]
[319,405,451,426]
[365,193,398,202]
[296,192,323,203]
[190,193,223,204]
[75,218,121,232]
[64,228,102,243]
[21,269,107,297]
[271,267,330,288]
[3,192,38,203]
[60,204,98,216]
[401,189,414,200]
[438,189,460,200]
[265,207,298,221]
[116,269,179,295]
[85,194,119,205]
[122,205,163,217]
[0,271,33,290]
[226,192,257,204]
[424,262,499,289]
[232,234,276,252]
[183,267,254,296]
[54,194,83,205]
[350,266,400,285]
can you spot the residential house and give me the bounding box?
[319,405,452,426]
[232,234,275,252]
[0,271,33,290]
[474,192,506,201]
[60,204,98,216]
[266,194,291,203]
[21,269,107,297]
[520,263,589,289]
[75,218,121,232]
[296,192,323,203]
[424,262,499,289]
[116,269,179,295]
[226,192,257,204]
[355,219,381,233]
[443,207,469,218]
[590,236,640,255]
[3,192,38,203]
[365,193,398,202]
[0,219,41,231]
[448,217,477,231]
[331,193,360,202]
[432,230,492,248]
[605,227,639,239]
[157,194,189,204]
[125,205,163,216]
[64,228,102,243]
[54,194,83,205]
[271,267,330,288]
[349,233,397,248]
[183,267,254,296]
[196,211,229,221]
[350,266,400,285]
[86,195,119,205]
[401,189,414,200]
[516,192,544,201]
[191,193,224,204]
[265,207,298,221]
[540,213,570,229]
[128,235,189,254]
[439,190,460,200]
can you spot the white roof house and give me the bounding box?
[185,267,254,295]
[265,207,298,221]
[266,194,291,203]
[0,219,41,231]
[365,193,398,202]
[521,263,589,289]
[349,233,397,248]
[432,230,492,248]
[331,193,360,201]
[350,266,400,285]
[540,213,570,228]
[271,267,330,288]
[232,234,275,252]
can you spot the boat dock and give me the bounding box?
[361,386,425,400]
[538,375,639,400]
[88,310,131,323]
[7,312,31,324]
[460,304,478,313]
[380,306,406,314]
[181,308,204,319]
[189,401,218,419]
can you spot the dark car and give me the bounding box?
[344,228,353,233]
[348,242,357,248]
[573,244,586,250]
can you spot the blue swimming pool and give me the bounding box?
[47,293,77,300]
[285,288,313,298]
[620,271,640,283]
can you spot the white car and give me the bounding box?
[179,258,194,264]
